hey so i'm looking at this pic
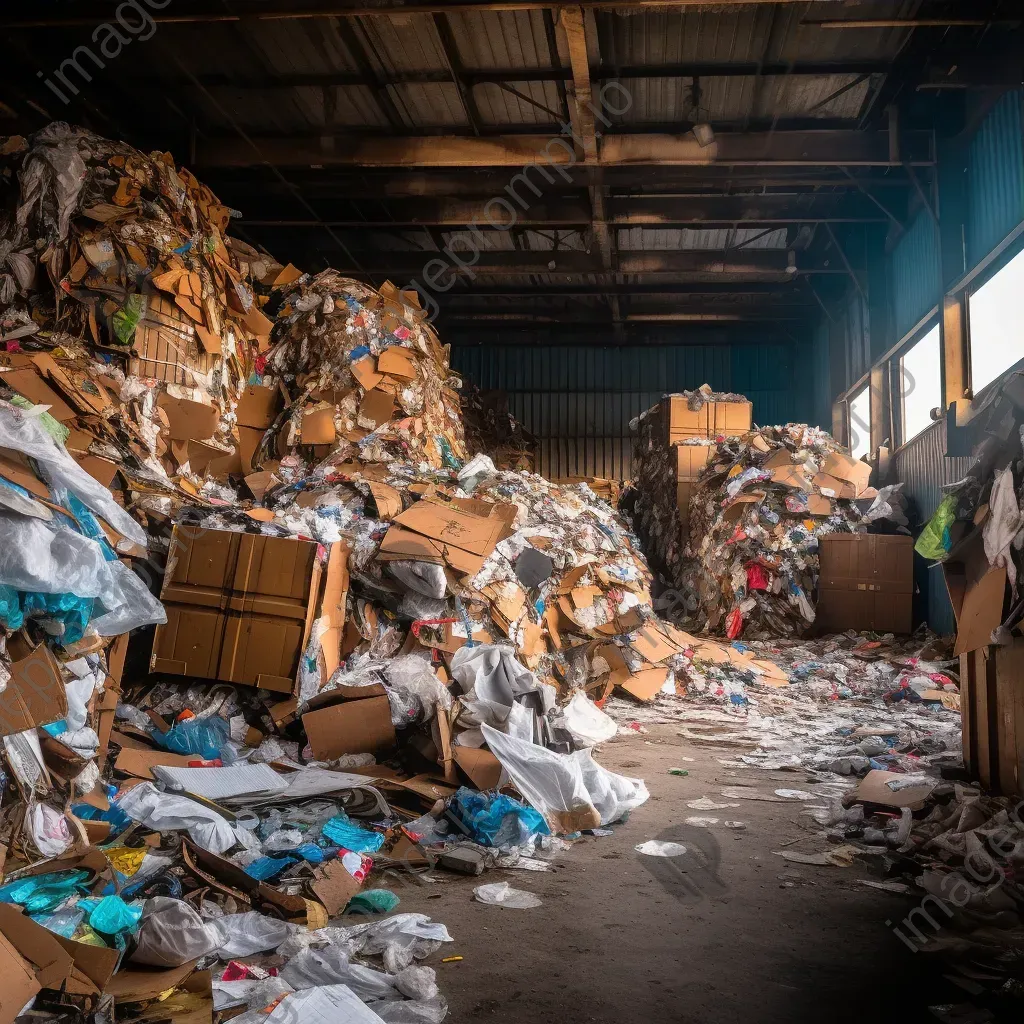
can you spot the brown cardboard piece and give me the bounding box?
[615,667,672,702]
[377,346,418,381]
[1,368,76,421]
[302,696,395,760]
[851,769,935,810]
[0,929,41,1024]
[115,747,196,780]
[821,451,871,496]
[358,388,396,429]
[452,746,503,790]
[630,623,686,665]
[300,406,336,445]
[310,858,363,915]
[394,499,505,558]
[0,643,68,738]
[0,450,50,499]
[368,481,403,520]
[351,356,383,392]
[156,393,219,441]
[770,466,813,491]
[104,960,199,1002]
[675,445,712,481]
[954,565,1008,656]
[236,385,280,429]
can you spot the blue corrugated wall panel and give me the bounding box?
[451,343,807,480]
[889,212,941,341]
[966,90,1024,271]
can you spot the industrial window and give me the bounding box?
[848,385,871,460]
[969,246,1024,394]
[900,323,942,443]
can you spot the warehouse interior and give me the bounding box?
[2,2,1024,1022]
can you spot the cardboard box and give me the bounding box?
[152,526,339,692]
[0,641,68,738]
[663,395,752,443]
[816,534,913,634]
[301,683,395,760]
[675,445,712,481]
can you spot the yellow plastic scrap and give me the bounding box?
[106,846,147,878]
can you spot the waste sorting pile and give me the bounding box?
[630,423,907,639]
[0,122,298,513]
[0,123,665,1024]
[460,382,536,472]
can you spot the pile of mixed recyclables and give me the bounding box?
[0,123,672,1024]
[460,382,536,472]
[674,425,905,639]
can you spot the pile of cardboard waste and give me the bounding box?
[629,414,908,640]
[0,123,669,1024]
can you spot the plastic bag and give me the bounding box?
[481,724,648,833]
[385,655,452,724]
[473,881,542,909]
[209,912,293,957]
[375,998,449,1024]
[915,493,958,561]
[322,816,386,853]
[394,965,439,1002]
[346,889,400,915]
[28,803,73,858]
[116,782,236,854]
[450,788,548,848]
[85,894,143,936]
[561,692,617,747]
[387,560,447,599]
[153,716,228,760]
[279,946,396,1001]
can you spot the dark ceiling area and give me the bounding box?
[1,0,1021,344]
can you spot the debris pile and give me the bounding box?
[632,421,908,639]
[0,123,663,1024]
[460,382,536,472]
[0,122,297,511]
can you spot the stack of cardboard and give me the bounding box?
[628,385,751,584]
[0,123,299,510]
[254,271,467,484]
[679,426,890,638]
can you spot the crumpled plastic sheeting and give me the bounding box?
[561,692,617,747]
[116,782,236,854]
[984,465,1024,591]
[482,723,649,832]
[279,914,453,974]
[0,401,145,546]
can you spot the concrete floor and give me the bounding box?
[396,723,960,1024]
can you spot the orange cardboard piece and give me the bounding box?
[821,451,871,496]
[851,769,935,811]
[104,960,199,1002]
[74,454,119,488]
[614,667,671,702]
[237,425,264,474]
[300,406,336,445]
[749,659,790,686]
[378,525,486,577]
[233,303,274,339]
[245,508,276,523]
[770,466,813,491]
[351,356,384,392]
[722,491,765,523]
[761,449,795,471]
[368,481,403,520]
[170,438,226,474]
[452,746,504,790]
[954,565,1008,656]
[236,385,280,429]
[555,564,589,594]
[377,346,418,381]
[113,747,196,780]
[244,471,275,500]
[302,696,395,760]
[268,263,304,287]
[316,541,350,679]
[806,493,833,516]
[394,499,505,558]
[358,388,396,429]
[0,929,41,1024]
[0,450,48,499]
[630,623,686,665]
[157,393,219,442]
[2,368,76,421]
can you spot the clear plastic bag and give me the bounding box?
[561,692,617,747]
[131,896,217,966]
[385,656,452,724]
[481,724,649,833]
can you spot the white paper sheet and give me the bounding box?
[151,763,290,801]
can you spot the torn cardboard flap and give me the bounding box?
[821,451,871,496]
[156,393,220,442]
[452,746,504,790]
[0,644,67,738]
[377,346,418,381]
[236,384,280,429]
[351,356,384,392]
[393,499,505,558]
[302,695,395,761]
[368,481,403,520]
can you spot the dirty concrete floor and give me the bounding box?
[397,723,960,1024]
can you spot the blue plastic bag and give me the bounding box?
[82,895,143,935]
[451,788,549,847]
[153,716,228,760]
[321,816,385,854]
[0,870,92,913]
[244,855,299,881]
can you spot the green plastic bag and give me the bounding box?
[915,493,957,561]
[112,293,146,346]
[345,889,400,915]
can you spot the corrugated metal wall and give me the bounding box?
[888,211,941,340]
[966,90,1024,270]
[889,419,972,635]
[452,343,815,480]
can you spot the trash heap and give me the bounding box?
[0,122,298,513]
[663,424,904,639]
[460,382,536,472]
[0,124,666,1024]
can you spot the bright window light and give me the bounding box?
[848,386,871,460]
[969,246,1024,394]
[900,323,942,441]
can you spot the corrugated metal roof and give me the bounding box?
[617,226,788,251]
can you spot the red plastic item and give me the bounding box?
[725,607,743,639]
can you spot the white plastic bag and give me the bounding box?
[561,692,617,747]
[481,724,648,832]
[117,782,236,854]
